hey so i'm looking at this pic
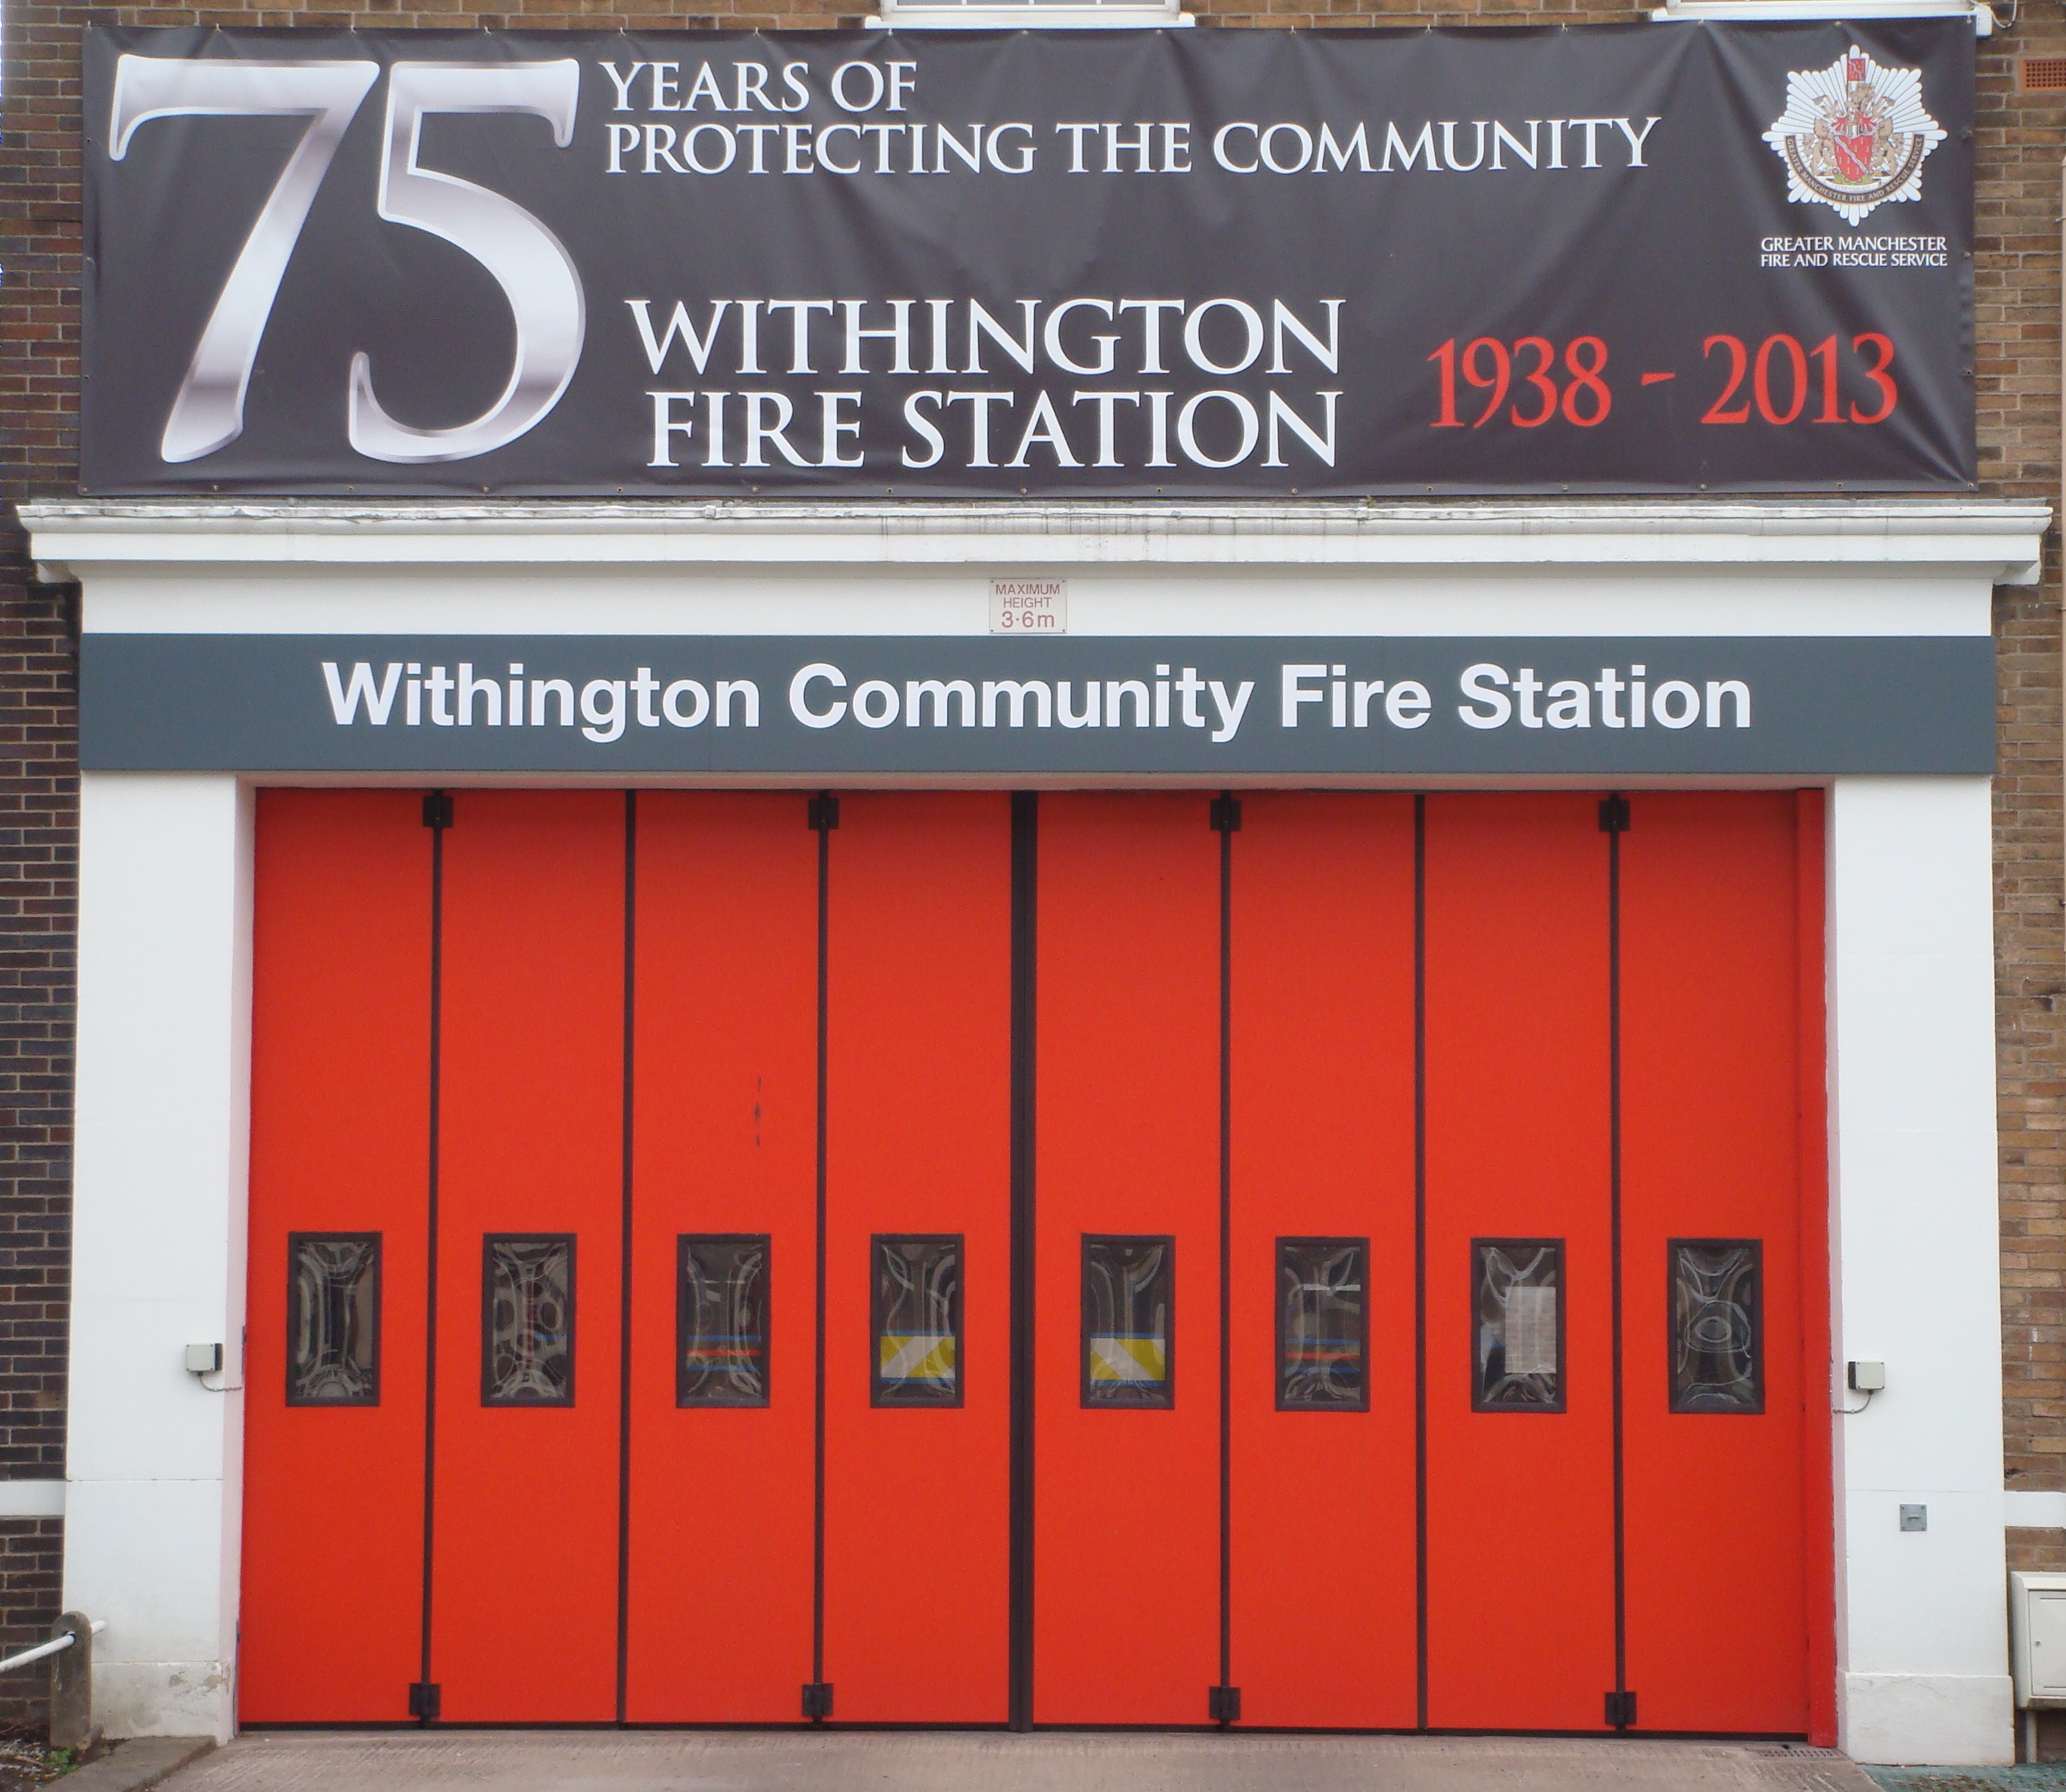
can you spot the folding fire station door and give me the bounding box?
[1424,794,1617,1732]
[1034,793,1222,1725]
[624,794,819,1723]
[1228,794,1418,1730]
[1620,793,1816,1737]
[625,791,1011,1723]
[243,790,433,1725]
[821,794,1014,1722]
[428,791,628,1722]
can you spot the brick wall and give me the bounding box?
[0,1520,63,1731]
[0,539,73,1486]
[1981,17,2066,1604]
[5,0,2064,1744]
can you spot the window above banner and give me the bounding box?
[874,0,1193,29]
[80,23,1976,500]
[1652,0,1996,36]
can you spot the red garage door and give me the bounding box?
[243,790,430,1725]
[242,787,1825,1739]
[1620,793,1819,1738]
[624,794,818,1722]
[1032,793,1222,1726]
[821,793,1014,1723]
[1424,794,1617,1731]
[1227,794,1418,1730]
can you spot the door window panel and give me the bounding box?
[1277,1237,1369,1411]
[1472,1239,1564,1412]
[1082,1235,1174,1408]
[287,1232,381,1405]
[872,1234,963,1407]
[1669,1239,1763,1415]
[483,1234,576,1405]
[678,1235,770,1407]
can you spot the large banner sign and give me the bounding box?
[82,22,1974,497]
[80,634,1993,775]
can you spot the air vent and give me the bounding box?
[2020,54,2066,92]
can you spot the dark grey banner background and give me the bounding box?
[80,635,1993,774]
[82,23,1974,497]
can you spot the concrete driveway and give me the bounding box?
[157,1730,1878,1792]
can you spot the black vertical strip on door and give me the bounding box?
[413,789,451,1725]
[1603,791,1630,1731]
[1412,795,1429,1734]
[614,792,638,1724]
[1008,792,1039,1733]
[805,791,837,1722]
[1210,791,1239,1726]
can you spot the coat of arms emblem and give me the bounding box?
[1763,46,1946,225]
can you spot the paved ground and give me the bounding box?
[65,1737,216,1792]
[158,1731,1881,1792]
[1865,1772,2066,1791]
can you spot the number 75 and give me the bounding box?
[107,54,586,465]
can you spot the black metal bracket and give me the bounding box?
[1210,795,1243,834]
[1605,1688,1636,1729]
[807,794,841,833]
[801,1681,834,1719]
[1598,796,1631,834]
[407,1682,441,1721]
[1208,1685,1241,1723]
[421,791,454,831]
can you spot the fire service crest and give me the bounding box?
[1763,46,1945,225]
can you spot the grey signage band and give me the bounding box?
[80,634,1995,775]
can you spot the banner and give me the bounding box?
[82,22,1974,497]
[80,635,1994,774]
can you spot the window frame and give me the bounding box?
[1274,1235,1371,1414]
[1080,1232,1176,1409]
[1667,1236,1766,1416]
[873,0,1191,29]
[285,1230,383,1408]
[480,1231,578,1408]
[1649,0,1993,33]
[676,1232,772,1409]
[1470,1236,1567,1415]
[870,1232,967,1409]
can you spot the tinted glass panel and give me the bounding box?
[872,1235,963,1406]
[678,1235,770,1407]
[483,1234,575,1405]
[1277,1237,1368,1411]
[1670,1238,1763,1414]
[287,1232,380,1405]
[1473,1238,1564,1412]
[1083,1235,1173,1408]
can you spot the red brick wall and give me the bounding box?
[0,530,70,1466]
[1981,25,2066,1589]
[5,0,2062,1742]
[0,1520,64,1730]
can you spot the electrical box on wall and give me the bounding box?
[2009,1573,2066,1707]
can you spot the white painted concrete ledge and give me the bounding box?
[21,498,2049,580]
[2006,1489,2066,1529]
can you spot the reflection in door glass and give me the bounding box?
[287,1232,381,1405]
[1473,1239,1563,1412]
[483,1234,575,1406]
[678,1235,770,1407]
[1083,1235,1173,1408]
[1670,1239,1763,1414]
[873,1235,962,1407]
[1277,1238,1368,1410]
